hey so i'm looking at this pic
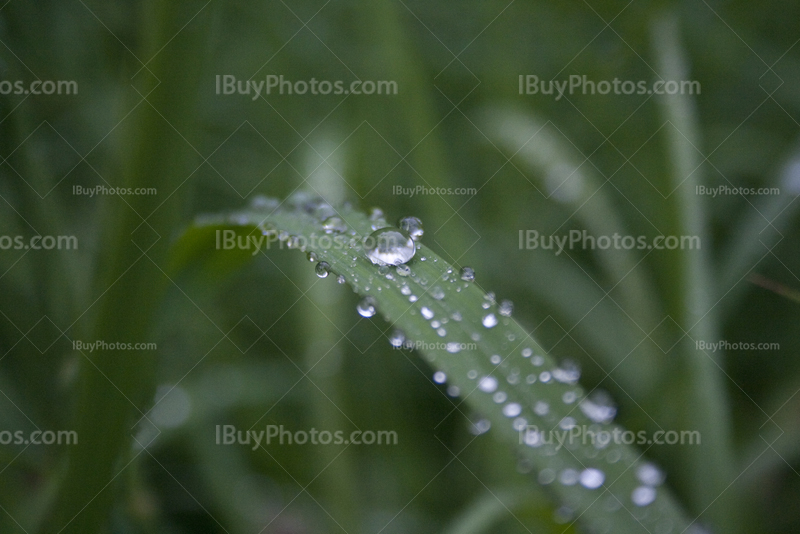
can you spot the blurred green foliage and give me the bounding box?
[1,0,799,533]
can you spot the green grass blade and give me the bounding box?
[186,195,696,533]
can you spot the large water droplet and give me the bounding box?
[482,313,498,328]
[356,296,377,318]
[315,261,330,278]
[460,266,475,281]
[579,468,605,489]
[364,228,416,266]
[397,216,424,240]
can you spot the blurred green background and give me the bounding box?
[1,0,799,532]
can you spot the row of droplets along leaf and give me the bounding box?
[214,193,690,532]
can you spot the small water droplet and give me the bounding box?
[397,216,424,240]
[307,251,318,263]
[451,311,462,322]
[503,403,522,417]
[539,371,552,383]
[470,419,491,435]
[446,342,461,353]
[364,228,416,266]
[534,401,549,415]
[579,391,617,424]
[400,284,412,295]
[467,370,478,379]
[631,486,657,506]
[431,286,445,300]
[538,468,556,484]
[482,313,498,328]
[498,299,514,317]
[447,385,460,397]
[433,371,447,384]
[337,275,346,284]
[315,261,330,278]
[421,307,434,320]
[356,296,377,318]
[559,469,579,486]
[250,195,279,210]
[409,295,418,302]
[436,328,446,337]
[493,391,507,403]
[478,376,498,393]
[532,355,545,366]
[322,216,347,234]
[490,355,501,365]
[562,391,577,404]
[389,329,405,348]
[553,360,581,384]
[580,468,605,489]
[369,207,385,221]
[460,266,475,281]
[396,264,411,276]
[522,348,532,358]
[636,463,665,487]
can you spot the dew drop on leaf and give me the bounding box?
[322,216,347,234]
[478,376,498,393]
[364,228,416,266]
[397,216,424,240]
[356,296,377,318]
[498,299,514,317]
[315,261,330,278]
[460,266,475,281]
[482,313,498,328]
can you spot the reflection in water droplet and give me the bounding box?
[631,486,657,506]
[433,371,447,384]
[315,261,330,278]
[460,266,475,281]
[498,299,514,317]
[580,468,605,489]
[364,228,416,266]
[421,307,434,320]
[398,216,424,240]
[356,296,377,318]
[503,403,522,417]
[478,376,498,393]
[482,313,498,328]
